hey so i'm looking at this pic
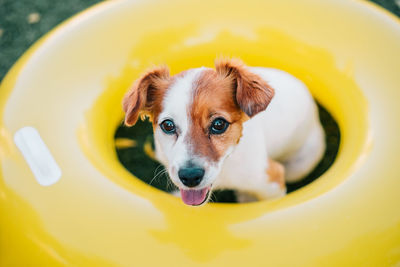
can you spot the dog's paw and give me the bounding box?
[264,182,286,199]
[267,159,285,188]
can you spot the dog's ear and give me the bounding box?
[215,58,274,117]
[123,66,170,126]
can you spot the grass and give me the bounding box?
[0,0,102,82]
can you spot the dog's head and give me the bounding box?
[123,58,274,205]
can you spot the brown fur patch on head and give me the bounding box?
[123,66,171,126]
[187,69,246,162]
[215,58,275,117]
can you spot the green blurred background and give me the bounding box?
[0,0,399,202]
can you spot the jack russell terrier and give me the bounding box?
[123,58,325,206]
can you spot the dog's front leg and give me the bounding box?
[236,159,286,202]
[266,159,286,191]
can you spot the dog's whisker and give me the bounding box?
[152,170,167,185]
[165,173,177,191]
[149,167,167,186]
[166,177,172,190]
[208,192,216,203]
[153,164,165,177]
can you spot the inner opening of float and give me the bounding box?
[113,103,340,203]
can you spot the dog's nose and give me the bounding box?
[178,167,205,187]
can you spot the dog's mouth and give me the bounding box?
[180,186,211,206]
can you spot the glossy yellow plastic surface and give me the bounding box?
[1,0,400,265]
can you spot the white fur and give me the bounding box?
[155,68,213,189]
[155,67,325,200]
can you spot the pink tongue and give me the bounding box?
[180,188,210,206]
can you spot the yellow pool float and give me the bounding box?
[1,0,400,265]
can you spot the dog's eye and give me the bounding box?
[210,118,229,135]
[160,119,176,134]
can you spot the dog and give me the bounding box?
[123,58,325,205]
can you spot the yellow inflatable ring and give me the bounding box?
[1,0,400,265]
